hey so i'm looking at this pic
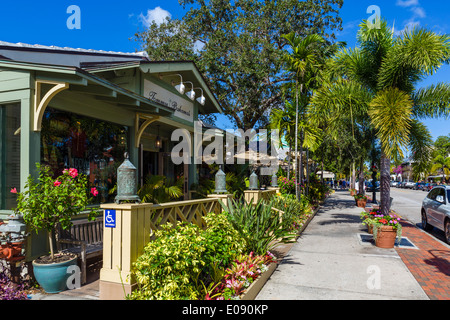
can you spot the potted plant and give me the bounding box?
[354,193,367,208]
[349,188,357,196]
[360,209,378,234]
[372,212,402,249]
[13,164,99,293]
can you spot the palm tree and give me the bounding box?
[310,19,450,215]
[431,155,450,183]
[281,33,344,198]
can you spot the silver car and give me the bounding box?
[421,186,450,244]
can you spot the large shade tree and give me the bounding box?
[134,0,344,130]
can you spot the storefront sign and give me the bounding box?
[144,79,194,123]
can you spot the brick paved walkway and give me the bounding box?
[395,220,450,300]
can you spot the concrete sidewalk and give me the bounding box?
[256,190,429,300]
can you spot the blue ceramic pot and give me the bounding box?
[32,256,78,293]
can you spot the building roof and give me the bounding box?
[0,40,222,115]
[0,40,149,68]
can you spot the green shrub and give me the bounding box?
[129,212,246,300]
[272,194,313,231]
[223,198,297,256]
[202,212,248,270]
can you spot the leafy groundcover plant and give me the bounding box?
[129,212,248,300]
[0,269,28,300]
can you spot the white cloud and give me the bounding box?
[396,0,419,7]
[139,7,172,28]
[411,6,426,18]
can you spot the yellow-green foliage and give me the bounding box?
[129,213,247,300]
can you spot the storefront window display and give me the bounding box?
[41,108,128,204]
[0,103,21,210]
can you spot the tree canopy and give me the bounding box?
[134,0,344,130]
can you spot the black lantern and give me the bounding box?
[155,125,162,149]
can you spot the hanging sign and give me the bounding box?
[143,79,194,123]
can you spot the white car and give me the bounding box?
[404,181,416,189]
[421,185,450,244]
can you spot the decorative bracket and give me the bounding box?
[33,80,69,131]
[135,113,161,148]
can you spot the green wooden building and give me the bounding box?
[0,41,222,259]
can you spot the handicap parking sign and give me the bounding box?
[105,210,116,228]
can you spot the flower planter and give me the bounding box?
[374,226,397,249]
[32,254,78,293]
[356,199,367,208]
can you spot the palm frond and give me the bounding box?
[412,82,450,118]
[368,87,413,158]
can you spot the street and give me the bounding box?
[368,187,449,245]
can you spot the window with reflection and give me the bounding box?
[0,103,21,210]
[41,108,128,204]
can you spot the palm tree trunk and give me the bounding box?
[352,162,356,189]
[287,143,291,181]
[380,151,391,216]
[358,159,364,194]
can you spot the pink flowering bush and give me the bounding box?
[277,176,300,195]
[13,163,99,261]
[207,251,277,300]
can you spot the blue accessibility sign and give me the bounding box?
[105,210,116,228]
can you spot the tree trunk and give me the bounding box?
[380,151,391,216]
[358,159,365,194]
[287,144,291,181]
[306,148,310,196]
[48,230,54,261]
[352,162,356,189]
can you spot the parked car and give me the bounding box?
[413,182,426,190]
[397,181,405,188]
[366,180,380,192]
[404,180,416,189]
[421,185,450,244]
[390,181,399,187]
[424,183,438,192]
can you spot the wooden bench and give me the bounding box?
[57,216,103,285]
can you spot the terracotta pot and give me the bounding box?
[375,226,397,249]
[356,199,367,208]
[0,242,23,260]
[367,224,373,234]
[350,190,356,196]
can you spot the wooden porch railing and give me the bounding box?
[99,197,223,300]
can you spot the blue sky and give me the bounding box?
[0,0,448,141]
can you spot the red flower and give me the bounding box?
[10,188,17,194]
[69,168,78,178]
[91,187,99,197]
[54,180,62,187]
[379,219,388,224]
